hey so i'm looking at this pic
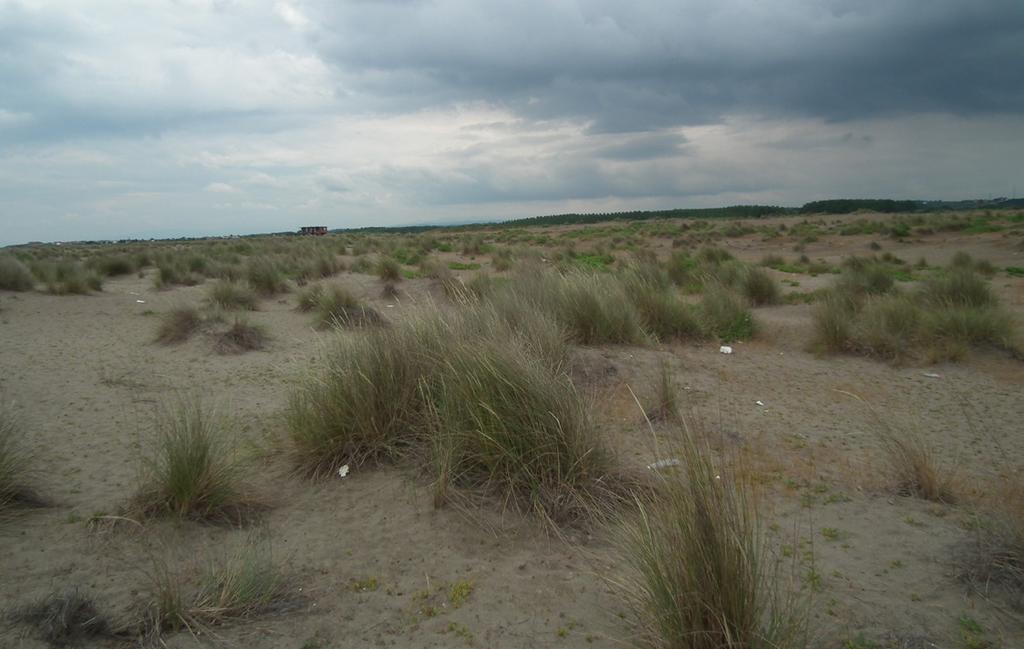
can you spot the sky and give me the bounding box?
[1,1,1022,245]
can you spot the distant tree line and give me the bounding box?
[798,199,919,214]
[504,205,792,227]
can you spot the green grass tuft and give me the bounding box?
[0,255,35,291]
[155,306,203,345]
[207,280,258,311]
[246,257,288,296]
[131,398,255,524]
[617,421,804,649]
[287,302,616,522]
[0,405,43,510]
[700,283,754,342]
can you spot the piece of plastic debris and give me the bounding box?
[386,304,395,308]
[922,372,941,379]
[647,458,681,470]
[135,299,146,304]
[756,400,765,406]
[719,345,733,354]
[337,464,350,478]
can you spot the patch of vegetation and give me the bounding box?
[616,421,804,649]
[700,283,755,342]
[155,306,203,345]
[813,261,1018,362]
[246,256,288,296]
[130,398,256,524]
[447,580,473,607]
[740,266,781,306]
[90,254,137,277]
[377,257,402,282]
[287,302,618,523]
[214,318,269,354]
[33,260,103,295]
[956,485,1024,609]
[315,285,385,329]
[448,261,482,271]
[10,588,110,645]
[0,405,43,510]
[141,538,288,635]
[0,255,35,291]
[207,280,257,311]
[645,360,680,423]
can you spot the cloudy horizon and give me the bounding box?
[1,0,1022,245]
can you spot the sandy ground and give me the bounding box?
[2,220,1023,648]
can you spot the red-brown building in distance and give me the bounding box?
[299,226,328,236]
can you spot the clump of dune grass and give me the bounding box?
[700,283,754,342]
[350,255,373,274]
[245,257,288,296]
[155,306,203,344]
[555,272,646,344]
[956,489,1024,608]
[287,302,616,522]
[141,537,289,636]
[645,361,680,423]
[295,283,324,312]
[315,285,384,329]
[919,267,996,308]
[616,421,804,649]
[10,588,110,645]
[739,266,781,306]
[130,399,254,524]
[0,255,35,291]
[425,332,617,522]
[311,252,342,278]
[0,405,43,510]
[492,249,514,271]
[287,322,428,475]
[475,290,570,370]
[622,269,704,343]
[812,264,1018,361]
[812,293,851,353]
[835,258,895,296]
[852,294,923,361]
[463,272,502,298]
[36,260,103,295]
[91,254,137,277]
[377,257,402,282]
[207,280,257,311]
[214,318,269,354]
[877,427,955,503]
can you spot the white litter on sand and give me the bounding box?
[338,465,350,478]
[719,345,733,354]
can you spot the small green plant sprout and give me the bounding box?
[351,576,379,592]
[447,580,473,608]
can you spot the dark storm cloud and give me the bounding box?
[593,132,689,161]
[310,0,1024,130]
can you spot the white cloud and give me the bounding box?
[276,1,312,30]
[204,182,237,193]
